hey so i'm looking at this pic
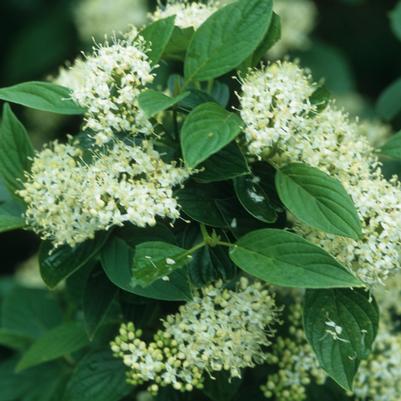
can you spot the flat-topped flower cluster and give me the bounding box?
[239,61,401,285]
[111,279,280,394]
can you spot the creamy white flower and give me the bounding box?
[358,119,392,148]
[70,27,154,145]
[18,138,189,248]
[239,61,401,285]
[269,0,317,58]
[150,0,219,30]
[53,58,89,93]
[74,0,148,41]
[112,278,280,394]
[239,61,316,157]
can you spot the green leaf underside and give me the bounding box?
[184,0,273,81]
[229,229,363,288]
[64,350,131,401]
[380,130,401,159]
[138,89,189,117]
[234,175,277,223]
[0,104,34,193]
[276,163,362,239]
[16,322,89,372]
[376,77,401,121]
[194,142,250,183]
[0,82,83,114]
[181,102,243,168]
[101,237,192,301]
[132,241,193,287]
[304,289,379,390]
[141,16,176,65]
[39,232,109,289]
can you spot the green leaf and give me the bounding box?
[310,85,331,112]
[304,288,379,390]
[164,26,195,61]
[0,103,34,193]
[141,16,176,65]
[132,241,193,287]
[138,89,189,117]
[184,0,273,82]
[209,80,230,107]
[194,142,250,183]
[177,182,230,227]
[177,88,216,112]
[39,232,109,289]
[83,270,118,339]
[390,1,401,41]
[376,77,401,121]
[229,229,363,288]
[0,358,66,401]
[64,350,131,401]
[0,207,25,233]
[0,82,83,114]
[0,329,31,351]
[1,287,62,339]
[16,322,89,372]
[380,130,401,159]
[275,163,362,239]
[181,102,243,168]
[234,174,277,223]
[240,12,281,70]
[101,236,192,301]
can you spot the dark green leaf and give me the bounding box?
[101,236,192,301]
[177,182,231,227]
[1,287,62,339]
[0,207,25,233]
[0,358,66,401]
[39,232,109,289]
[276,163,361,239]
[141,16,176,65]
[310,85,331,112]
[390,2,401,41]
[194,142,250,183]
[164,26,195,61]
[132,241,193,287]
[380,130,401,159]
[138,89,189,117]
[181,102,243,168]
[0,103,34,193]
[177,88,216,111]
[229,229,363,288]
[0,82,83,114]
[64,350,131,401]
[240,12,281,70]
[16,322,89,372]
[210,80,230,107]
[376,77,401,121]
[184,0,273,81]
[0,329,31,351]
[234,174,277,223]
[83,270,118,339]
[304,289,379,390]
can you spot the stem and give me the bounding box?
[216,241,235,248]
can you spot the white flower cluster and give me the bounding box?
[150,0,219,30]
[261,301,326,401]
[54,58,89,94]
[74,0,148,41]
[70,27,154,145]
[18,139,189,248]
[358,119,392,148]
[269,0,317,58]
[239,61,401,285]
[239,61,316,157]
[111,279,280,394]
